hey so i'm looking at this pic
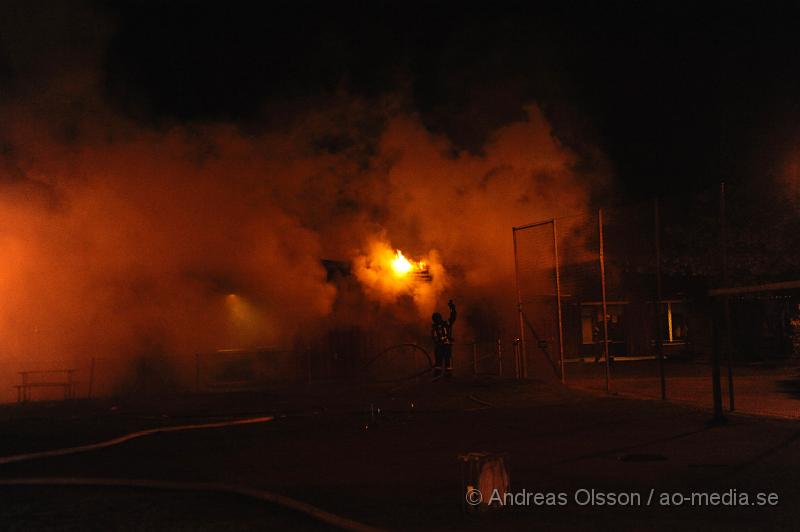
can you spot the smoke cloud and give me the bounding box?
[0,3,607,400]
[352,237,449,319]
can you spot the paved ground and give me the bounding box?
[567,358,800,419]
[1,376,800,530]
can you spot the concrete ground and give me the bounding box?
[567,358,800,419]
[1,375,800,530]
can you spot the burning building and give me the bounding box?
[0,0,600,399]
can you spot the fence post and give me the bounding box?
[711,299,726,423]
[497,338,503,377]
[720,181,735,411]
[88,357,96,399]
[654,198,667,400]
[599,209,611,392]
[553,218,565,384]
[512,227,527,379]
[195,353,200,392]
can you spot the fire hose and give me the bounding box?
[0,416,385,532]
[0,477,384,532]
[0,416,274,465]
[363,343,433,382]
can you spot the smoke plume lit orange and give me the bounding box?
[352,239,447,318]
[0,5,606,400]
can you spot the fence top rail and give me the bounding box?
[19,369,77,376]
[513,218,553,231]
[199,349,295,356]
[709,280,800,297]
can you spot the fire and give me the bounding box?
[390,250,426,278]
[352,239,445,316]
[391,250,412,276]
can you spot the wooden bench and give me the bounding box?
[15,370,77,403]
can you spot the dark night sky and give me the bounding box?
[6,1,800,198]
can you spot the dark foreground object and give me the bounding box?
[1,379,800,530]
[2,486,330,531]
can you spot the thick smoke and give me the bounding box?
[0,4,606,400]
[0,124,339,395]
[352,236,449,319]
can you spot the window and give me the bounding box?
[581,307,596,344]
[662,301,687,343]
[581,304,625,344]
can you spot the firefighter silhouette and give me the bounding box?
[432,299,457,379]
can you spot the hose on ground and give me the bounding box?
[363,343,434,383]
[0,477,385,532]
[0,416,385,531]
[0,416,274,466]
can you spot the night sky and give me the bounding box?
[96,1,799,197]
[3,1,800,198]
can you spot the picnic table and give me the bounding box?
[15,369,77,403]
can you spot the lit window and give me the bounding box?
[662,302,687,343]
[581,304,625,344]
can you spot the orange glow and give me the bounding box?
[352,239,443,316]
[391,250,412,276]
[390,249,425,277]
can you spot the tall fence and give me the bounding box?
[513,182,800,416]
[512,219,562,380]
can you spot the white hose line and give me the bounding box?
[0,477,386,532]
[0,415,274,466]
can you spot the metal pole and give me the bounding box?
[720,182,735,411]
[88,357,96,399]
[512,228,528,379]
[553,219,566,384]
[599,209,611,392]
[654,199,667,400]
[497,338,503,377]
[195,353,200,392]
[711,299,726,423]
[513,339,520,379]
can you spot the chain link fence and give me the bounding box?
[513,183,800,417]
[513,220,562,380]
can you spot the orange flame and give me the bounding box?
[352,240,445,317]
[390,249,426,277]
